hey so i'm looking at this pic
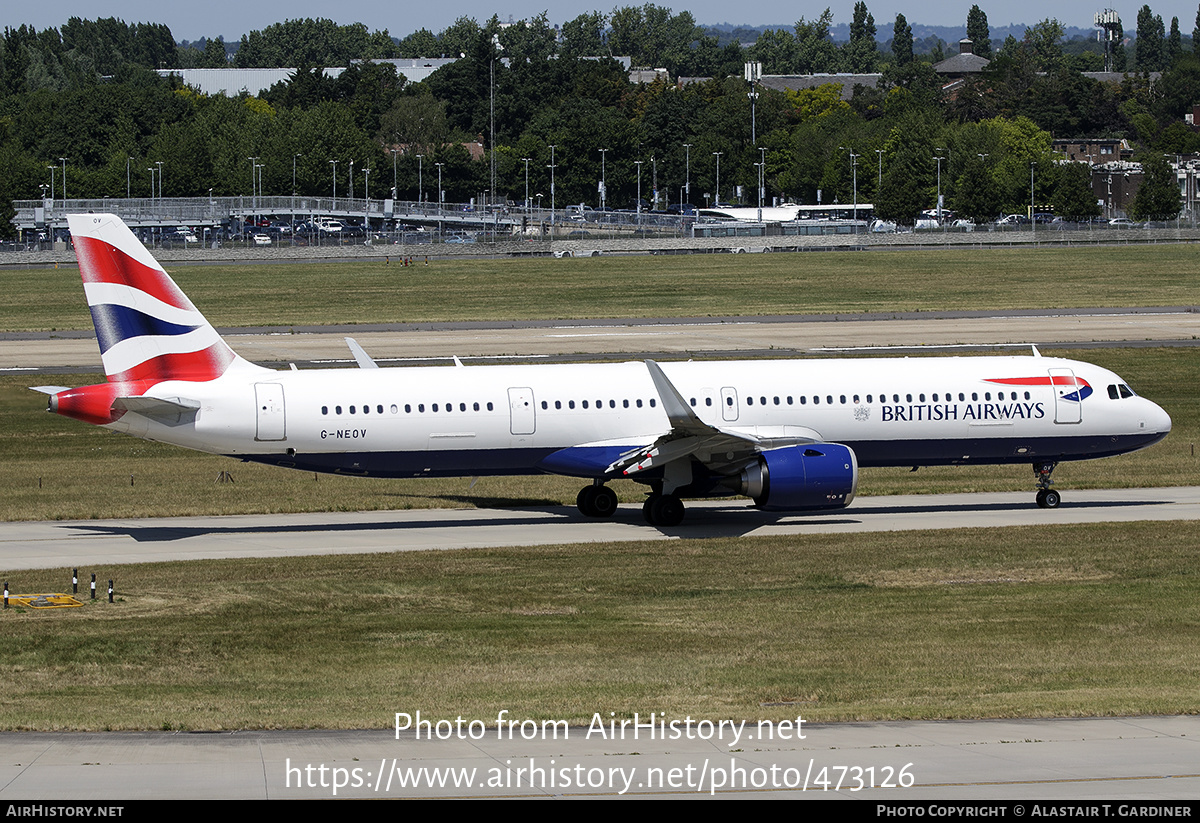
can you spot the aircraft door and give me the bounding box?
[255,383,286,441]
[720,387,739,421]
[1049,368,1082,424]
[508,387,536,435]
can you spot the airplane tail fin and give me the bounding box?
[67,213,257,385]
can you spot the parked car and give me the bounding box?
[252,234,271,246]
[1108,217,1139,228]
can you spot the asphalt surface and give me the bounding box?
[3,716,1198,799]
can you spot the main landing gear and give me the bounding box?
[1034,462,1061,509]
[576,483,619,518]
[643,492,685,527]
[575,483,687,527]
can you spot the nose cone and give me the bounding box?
[1139,398,1172,449]
[1151,400,1172,435]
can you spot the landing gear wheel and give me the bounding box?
[1036,488,1061,509]
[591,486,618,517]
[1033,462,1060,510]
[577,485,618,518]
[643,493,685,527]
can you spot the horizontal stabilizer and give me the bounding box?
[30,385,70,395]
[112,395,200,426]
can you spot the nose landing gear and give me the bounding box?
[1034,462,1061,509]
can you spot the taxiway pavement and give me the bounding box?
[1,487,1196,572]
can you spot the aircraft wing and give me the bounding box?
[606,360,820,477]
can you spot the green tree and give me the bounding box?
[967,6,991,58]
[1168,17,1183,65]
[1130,155,1181,219]
[793,10,839,73]
[844,2,878,72]
[1050,163,1101,220]
[1024,20,1065,72]
[952,153,1002,222]
[892,14,913,66]
[559,12,607,60]
[1135,6,1165,72]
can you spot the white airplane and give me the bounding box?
[35,213,1171,527]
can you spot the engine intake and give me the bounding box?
[732,444,858,511]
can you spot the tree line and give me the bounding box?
[1,5,1193,236]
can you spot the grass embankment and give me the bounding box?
[2,244,1199,331]
[0,346,1193,522]
[3,521,1198,729]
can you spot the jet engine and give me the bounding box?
[730,444,858,511]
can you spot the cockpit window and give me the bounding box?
[1108,384,1119,400]
[1119,383,1135,398]
[1108,383,1137,399]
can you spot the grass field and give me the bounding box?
[2,244,1200,331]
[3,521,1198,730]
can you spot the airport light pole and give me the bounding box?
[598,148,608,210]
[547,144,556,233]
[47,165,55,209]
[59,157,67,202]
[155,160,163,199]
[415,155,422,204]
[127,157,133,199]
[329,160,337,200]
[634,159,643,215]
[841,147,858,222]
[683,143,692,208]
[522,157,531,210]
[1030,162,1035,236]
[293,154,302,196]
[933,154,943,223]
[712,152,722,206]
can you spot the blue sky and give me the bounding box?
[9,1,1198,42]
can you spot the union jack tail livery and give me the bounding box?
[70,213,247,384]
[35,214,265,426]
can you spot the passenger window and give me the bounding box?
[321,406,328,415]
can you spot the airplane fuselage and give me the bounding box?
[108,355,1169,479]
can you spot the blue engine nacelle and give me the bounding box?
[733,444,858,511]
